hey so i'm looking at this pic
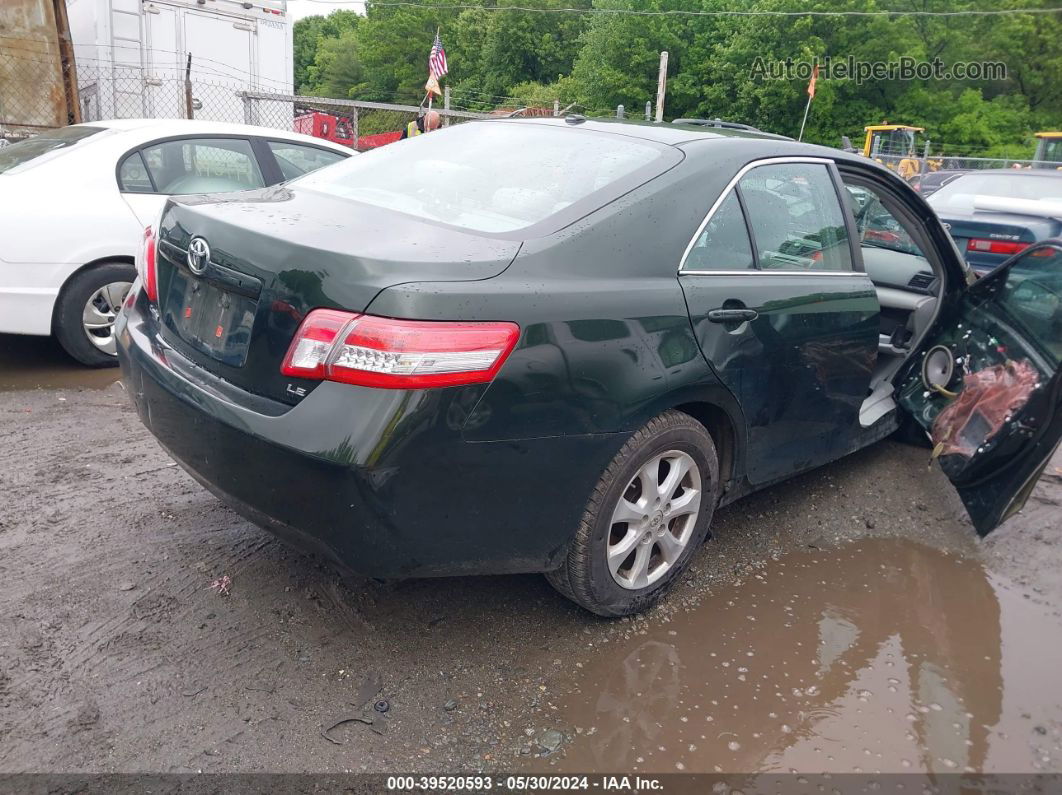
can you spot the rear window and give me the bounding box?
[0,126,104,174]
[295,122,670,234]
[928,173,1062,213]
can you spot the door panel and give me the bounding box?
[680,160,879,485]
[682,274,878,483]
[121,193,169,229]
[900,242,1062,534]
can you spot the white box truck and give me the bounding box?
[66,0,293,126]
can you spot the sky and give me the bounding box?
[286,0,365,22]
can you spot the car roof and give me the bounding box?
[72,118,353,154]
[489,116,791,146]
[954,168,1062,177]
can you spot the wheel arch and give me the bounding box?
[637,382,748,497]
[672,400,740,493]
[51,254,135,332]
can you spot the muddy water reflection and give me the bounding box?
[551,539,1062,773]
[0,334,119,391]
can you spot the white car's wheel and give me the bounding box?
[53,262,136,367]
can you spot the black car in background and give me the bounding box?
[908,169,966,197]
[928,169,1062,274]
[117,119,1062,616]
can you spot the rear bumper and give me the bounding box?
[116,297,623,578]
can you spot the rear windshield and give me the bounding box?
[928,172,1062,213]
[295,122,669,234]
[0,126,105,174]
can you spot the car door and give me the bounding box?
[899,241,1062,534]
[679,157,879,484]
[117,136,266,227]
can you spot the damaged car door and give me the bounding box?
[899,241,1062,534]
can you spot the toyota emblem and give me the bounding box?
[187,237,211,275]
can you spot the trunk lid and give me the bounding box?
[937,211,1060,272]
[154,185,520,405]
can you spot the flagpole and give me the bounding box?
[797,94,812,142]
[798,64,818,142]
[424,27,442,112]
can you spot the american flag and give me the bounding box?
[429,32,448,80]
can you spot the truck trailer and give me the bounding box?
[66,0,293,126]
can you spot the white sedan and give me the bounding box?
[0,119,352,366]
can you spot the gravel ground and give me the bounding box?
[0,368,1059,774]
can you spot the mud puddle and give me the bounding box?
[545,538,1062,774]
[0,334,119,391]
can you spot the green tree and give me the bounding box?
[293,10,361,93]
[309,30,365,99]
[288,0,1062,154]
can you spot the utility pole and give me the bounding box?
[184,53,194,120]
[654,50,668,123]
[52,0,81,123]
[443,85,450,127]
[645,101,651,121]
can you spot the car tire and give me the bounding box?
[894,414,932,448]
[546,410,719,617]
[53,262,136,367]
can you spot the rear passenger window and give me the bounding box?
[684,193,754,271]
[739,163,853,272]
[845,184,925,258]
[140,138,265,195]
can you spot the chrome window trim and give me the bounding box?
[678,155,859,276]
[680,269,868,277]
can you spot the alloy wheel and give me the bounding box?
[606,450,702,590]
[82,281,132,356]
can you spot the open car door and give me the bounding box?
[898,241,1062,535]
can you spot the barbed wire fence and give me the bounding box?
[1,48,558,149]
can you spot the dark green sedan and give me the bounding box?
[116,118,1062,616]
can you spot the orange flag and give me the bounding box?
[807,64,819,98]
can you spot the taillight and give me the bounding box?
[967,238,1029,256]
[281,309,520,389]
[135,226,158,303]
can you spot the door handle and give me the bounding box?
[707,308,758,323]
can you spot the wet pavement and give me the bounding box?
[0,334,120,391]
[545,539,1062,775]
[1,337,1060,775]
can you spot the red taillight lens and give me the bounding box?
[967,238,1029,256]
[281,309,520,389]
[279,308,351,380]
[136,226,158,303]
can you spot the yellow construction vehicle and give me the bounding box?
[1033,132,1062,167]
[861,124,928,178]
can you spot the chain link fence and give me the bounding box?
[925,155,1043,171]
[1,48,510,150]
[0,46,75,140]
